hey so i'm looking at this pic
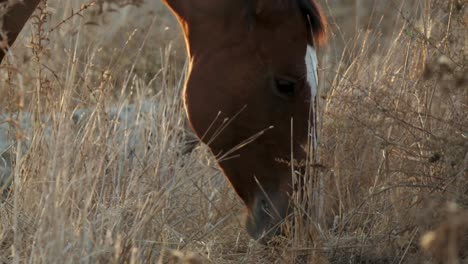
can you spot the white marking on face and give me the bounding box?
[305,45,318,97]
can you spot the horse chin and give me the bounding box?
[244,190,290,244]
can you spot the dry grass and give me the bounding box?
[0,0,467,263]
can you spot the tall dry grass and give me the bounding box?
[0,0,466,263]
[314,0,467,263]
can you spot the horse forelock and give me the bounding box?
[297,0,327,46]
[243,0,327,46]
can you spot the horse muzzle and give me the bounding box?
[244,189,291,243]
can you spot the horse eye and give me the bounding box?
[274,77,296,97]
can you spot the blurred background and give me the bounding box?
[0,0,466,263]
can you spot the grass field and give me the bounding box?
[0,0,466,263]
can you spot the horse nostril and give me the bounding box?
[245,191,292,243]
[260,199,276,219]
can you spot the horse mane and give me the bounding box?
[297,0,328,46]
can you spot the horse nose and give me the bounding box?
[245,190,290,243]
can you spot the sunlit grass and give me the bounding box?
[1,0,466,263]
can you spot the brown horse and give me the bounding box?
[162,0,327,241]
[1,0,327,242]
